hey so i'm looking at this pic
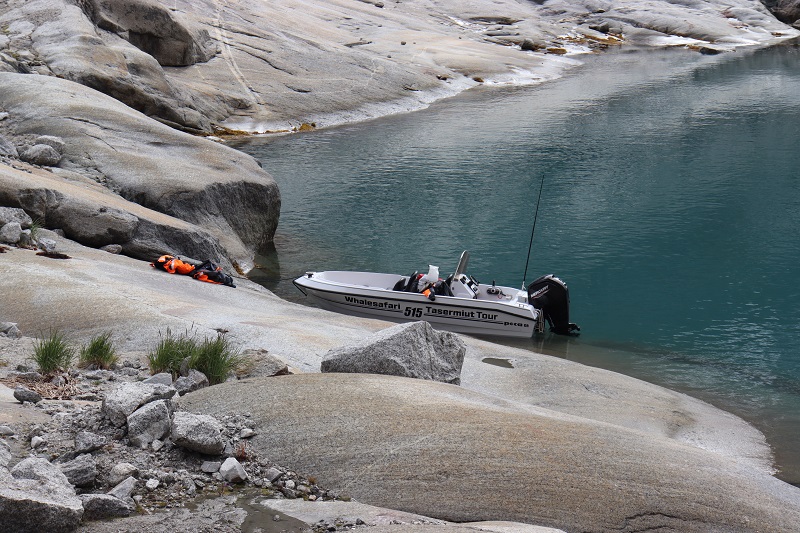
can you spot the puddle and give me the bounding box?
[482,357,514,368]
[239,494,309,533]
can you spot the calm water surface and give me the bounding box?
[232,45,800,483]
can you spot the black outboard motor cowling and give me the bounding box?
[527,274,580,335]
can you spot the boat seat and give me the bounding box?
[404,272,420,292]
[392,278,406,291]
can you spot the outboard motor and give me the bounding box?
[527,274,580,335]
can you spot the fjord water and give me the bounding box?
[234,45,800,483]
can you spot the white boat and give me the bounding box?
[293,251,579,338]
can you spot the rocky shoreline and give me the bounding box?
[2,0,800,531]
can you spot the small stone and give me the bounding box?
[0,222,22,244]
[108,462,138,486]
[38,237,57,253]
[264,467,282,482]
[284,479,296,490]
[143,372,172,386]
[75,430,107,453]
[60,453,96,487]
[100,244,123,254]
[151,439,164,452]
[50,374,66,387]
[108,476,137,500]
[31,435,46,449]
[219,457,248,483]
[146,478,160,491]
[0,425,15,436]
[240,428,256,439]
[0,322,21,338]
[19,144,61,166]
[14,386,42,404]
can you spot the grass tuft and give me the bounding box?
[32,329,74,374]
[147,329,197,377]
[78,331,118,369]
[189,334,245,385]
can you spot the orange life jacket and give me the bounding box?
[151,255,196,275]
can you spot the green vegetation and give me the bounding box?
[29,217,43,244]
[32,329,74,374]
[147,329,248,384]
[147,329,197,377]
[189,334,246,385]
[78,331,118,369]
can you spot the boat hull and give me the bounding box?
[294,272,540,338]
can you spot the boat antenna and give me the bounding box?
[521,174,546,290]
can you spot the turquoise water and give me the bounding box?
[232,45,800,483]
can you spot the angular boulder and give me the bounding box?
[219,457,248,483]
[321,321,466,385]
[126,399,172,448]
[13,385,42,404]
[1,457,84,532]
[0,206,31,228]
[74,430,106,454]
[59,453,97,487]
[102,381,176,427]
[174,369,209,396]
[170,411,224,455]
[79,493,133,520]
[0,222,22,245]
[19,144,62,166]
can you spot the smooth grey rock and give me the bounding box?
[2,457,84,532]
[182,373,800,533]
[322,321,466,385]
[127,399,172,448]
[0,207,31,228]
[264,467,283,483]
[143,372,173,386]
[99,243,123,254]
[0,134,18,157]
[240,428,256,439]
[108,463,138,487]
[0,322,21,338]
[201,460,221,473]
[19,144,62,166]
[13,385,42,404]
[74,430,107,454]
[31,435,46,449]
[107,475,137,500]
[60,453,96,487]
[170,411,224,455]
[145,478,159,491]
[34,135,65,155]
[102,381,176,427]
[80,493,133,520]
[0,425,14,437]
[219,457,248,483]
[0,221,22,244]
[0,73,280,269]
[174,369,209,396]
[38,237,57,253]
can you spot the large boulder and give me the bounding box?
[0,457,84,532]
[170,411,225,455]
[86,0,218,67]
[126,399,173,448]
[762,0,800,24]
[79,493,133,520]
[321,321,466,385]
[102,381,176,427]
[59,453,97,487]
[0,72,280,271]
[0,206,32,228]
